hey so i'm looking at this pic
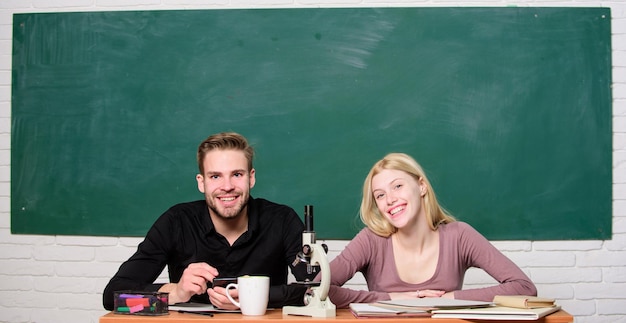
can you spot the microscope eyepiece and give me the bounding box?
[304,205,314,232]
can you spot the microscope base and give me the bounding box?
[282,297,336,318]
[282,305,336,318]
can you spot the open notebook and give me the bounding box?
[377,298,493,310]
[349,303,431,318]
[168,302,240,313]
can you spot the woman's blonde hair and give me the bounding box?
[360,153,455,237]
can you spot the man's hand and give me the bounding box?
[159,262,219,304]
[207,286,239,310]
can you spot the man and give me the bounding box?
[103,132,310,310]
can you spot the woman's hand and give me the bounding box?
[389,289,446,300]
[415,289,446,298]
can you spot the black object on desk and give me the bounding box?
[177,310,214,317]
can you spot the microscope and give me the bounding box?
[282,205,336,317]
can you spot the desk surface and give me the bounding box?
[100,308,573,323]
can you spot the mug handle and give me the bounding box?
[225,283,240,308]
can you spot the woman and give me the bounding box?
[328,153,536,308]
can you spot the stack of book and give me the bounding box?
[431,295,559,320]
[349,295,560,320]
[349,298,493,318]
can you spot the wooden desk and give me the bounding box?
[100,308,574,323]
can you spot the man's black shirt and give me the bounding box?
[103,197,309,310]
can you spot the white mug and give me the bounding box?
[225,275,270,316]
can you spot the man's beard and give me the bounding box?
[207,193,249,220]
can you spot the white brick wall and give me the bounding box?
[1,1,625,322]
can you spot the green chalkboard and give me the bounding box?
[11,7,612,240]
